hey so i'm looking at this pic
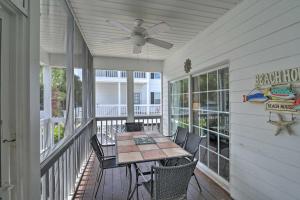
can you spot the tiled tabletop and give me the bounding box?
[116,131,192,165]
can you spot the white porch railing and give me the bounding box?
[95,70,146,79]
[40,120,93,200]
[95,104,161,117]
[96,115,161,145]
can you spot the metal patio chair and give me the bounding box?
[125,122,144,132]
[142,160,198,200]
[90,134,123,199]
[167,126,188,147]
[163,132,203,192]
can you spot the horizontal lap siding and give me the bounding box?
[163,0,300,199]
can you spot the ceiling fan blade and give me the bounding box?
[133,45,142,54]
[146,22,170,36]
[105,19,131,33]
[102,37,131,44]
[146,38,173,49]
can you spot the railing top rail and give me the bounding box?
[95,115,162,121]
[40,119,93,176]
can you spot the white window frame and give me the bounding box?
[168,63,230,191]
[191,65,230,187]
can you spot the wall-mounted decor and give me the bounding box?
[243,67,300,136]
[243,89,268,103]
[267,113,296,136]
[184,58,191,73]
[255,67,300,88]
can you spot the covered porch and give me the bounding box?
[1,0,300,200]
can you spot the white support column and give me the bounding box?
[27,0,41,199]
[118,82,121,116]
[146,72,150,115]
[43,65,52,118]
[127,71,134,122]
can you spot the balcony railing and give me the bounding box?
[96,115,161,145]
[40,120,93,200]
[95,70,146,79]
[95,104,161,117]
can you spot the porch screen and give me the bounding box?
[192,67,229,181]
[169,78,189,135]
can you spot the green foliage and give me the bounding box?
[40,66,44,110]
[54,124,65,144]
[51,68,67,117]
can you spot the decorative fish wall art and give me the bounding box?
[243,84,298,106]
[243,89,268,103]
[264,85,296,100]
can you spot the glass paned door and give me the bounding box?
[192,67,230,181]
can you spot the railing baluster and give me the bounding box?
[50,166,55,200]
[100,120,103,144]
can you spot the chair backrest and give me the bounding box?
[125,122,144,132]
[174,127,188,147]
[184,133,202,159]
[152,160,197,200]
[90,135,104,163]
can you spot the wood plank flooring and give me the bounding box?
[73,146,231,200]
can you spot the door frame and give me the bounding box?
[0,1,40,200]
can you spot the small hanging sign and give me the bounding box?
[265,100,299,114]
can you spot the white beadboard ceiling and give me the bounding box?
[70,0,241,60]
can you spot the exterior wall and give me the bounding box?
[95,83,118,104]
[149,79,161,93]
[94,56,163,72]
[163,0,300,199]
[120,83,127,104]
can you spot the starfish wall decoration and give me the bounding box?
[267,113,296,136]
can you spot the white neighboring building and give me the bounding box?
[95,70,161,116]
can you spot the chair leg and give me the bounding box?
[94,170,104,199]
[92,167,100,198]
[135,165,139,200]
[193,173,202,192]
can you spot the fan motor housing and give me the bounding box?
[131,34,146,46]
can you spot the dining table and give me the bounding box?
[115,130,192,200]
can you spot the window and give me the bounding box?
[134,92,141,104]
[151,72,161,79]
[169,78,189,134]
[192,67,229,181]
[151,92,160,104]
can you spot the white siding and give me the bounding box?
[95,83,118,104]
[163,0,300,199]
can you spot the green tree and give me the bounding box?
[51,68,67,117]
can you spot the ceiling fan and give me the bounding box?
[103,19,174,54]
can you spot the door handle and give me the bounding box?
[2,139,16,143]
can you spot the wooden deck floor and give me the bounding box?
[74,146,231,200]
